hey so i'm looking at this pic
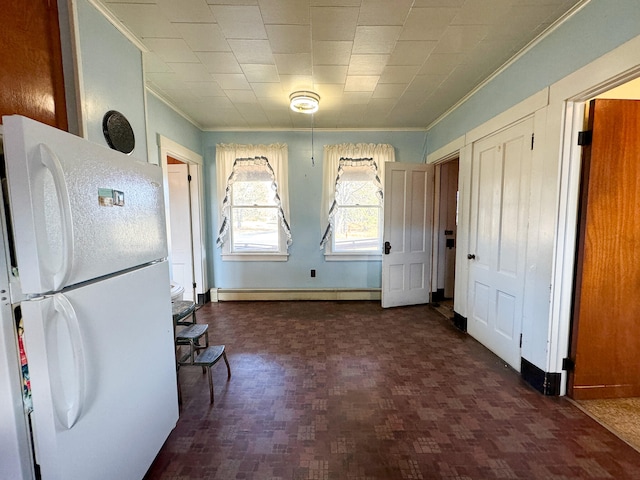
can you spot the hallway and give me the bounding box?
[145,301,640,479]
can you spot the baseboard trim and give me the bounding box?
[197,290,211,305]
[453,312,467,332]
[209,288,381,302]
[521,357,561,396]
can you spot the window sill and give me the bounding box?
[221,253,289,262]
[324,253,382,262]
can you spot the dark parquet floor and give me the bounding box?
[144,301,640,479]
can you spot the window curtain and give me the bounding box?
[320,143,395,248]
[215,143,290,248]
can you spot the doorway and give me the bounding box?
[159,135,207,304]
[432,158,459,320]
[567,78,640,452]
[568,78,640,399]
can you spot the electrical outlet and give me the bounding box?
[310,269,316,277]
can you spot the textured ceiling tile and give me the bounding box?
[432,25,490,55]
[451,0,513,25]
[418,53,465,76]
[212,73,252,90]
[101,0,584,129]
[310,6,359,41]
[251,82,285,98]
[107,3,179,38]
[379,65,420,84]
[258,0,310,24]
[175,23,229,52]
[400,7,460,41]
[357,0,413,26]
[187,82,226,97]
[344,76,379,92]
[266,25,312,54]
[312,41,353,65]
[352,26,402,54]
[241,64,280,82]
[278,74,314,93]
[273,53,313,75]
[342,91,373,104]
[197,52,243,73]
[168,62,214,82]
[347,55,389,76]
[226,89,258,103]
[312,66,348,84]
[210,5,267,39]
[228,39,274,64]
[156,0,216,23]
[145,38,200,63]
[206,0,258,5]
[372,83,407,99]
[387,41,437,66]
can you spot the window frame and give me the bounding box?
[320,144,395,262]
[216,146,290,262]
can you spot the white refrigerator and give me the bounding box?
[0,115,179,479]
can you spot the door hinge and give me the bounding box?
[192,282,197,289]
[577,130,592,146]
[188,174,192,182]
[519,333,522,348]
[531,133,534,150]
[562,357,575,371]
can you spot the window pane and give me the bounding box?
[336,180,379,205]
[232,180,276,206]
[333,206,381,252]
[231,207,279,252]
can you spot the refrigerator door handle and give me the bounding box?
[38,144,74,290]
[50,293,86,429]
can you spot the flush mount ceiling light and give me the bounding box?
[289,91,320,114]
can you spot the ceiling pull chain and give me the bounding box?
[311,113,315,166]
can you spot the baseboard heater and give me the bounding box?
[210,288,381,302]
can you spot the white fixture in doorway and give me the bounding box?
[159,135,207,303]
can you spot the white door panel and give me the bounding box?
[467,118,533,371]
[168,164,195,302]
[382,162,433,308]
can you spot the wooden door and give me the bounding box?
[382,162,434,308]
[467,118,533,371]
[0,0,67,129]
[569,99,640,400]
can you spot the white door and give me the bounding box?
[467,118,533,371]
[23,261,178,480]
[382,162,434,308]
[168,163,195,302]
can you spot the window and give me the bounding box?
[216,145,290,261]
[321,144,395,260]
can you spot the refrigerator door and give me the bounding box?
[22,261,178,480]
[2,115,168,295]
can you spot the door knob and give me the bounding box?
[384,241,391,255]
[467,254,476,260]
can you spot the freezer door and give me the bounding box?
[3,115,168,295]
[22,262,178,480]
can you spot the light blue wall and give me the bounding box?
[76,0,148,161]
[427,0,640,154]
[146,93,203,165]
[203,130,427,289]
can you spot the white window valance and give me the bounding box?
[215,143,290,248]
[320,143,395,249]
